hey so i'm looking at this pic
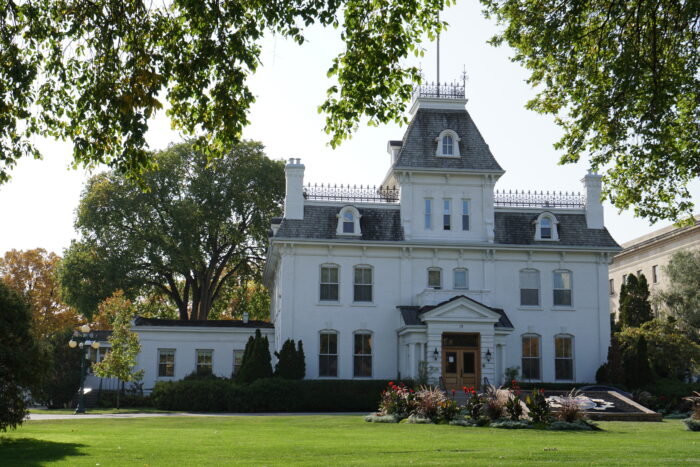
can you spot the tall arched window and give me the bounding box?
[435,130,461,157]
[353,331,373,377]
[336,206,361,236]
[319,331,339,377]
[442,134,454,155]
[534,212,559,241]
[521,334,541,380]
[554,334,574,380]
[519,269,540,306]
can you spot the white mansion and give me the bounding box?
[261,84,620,390]
[91,84,620,392]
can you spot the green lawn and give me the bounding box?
[1,416,698,466]
[29,408,174,415]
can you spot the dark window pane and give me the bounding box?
[522,358,540,380]
[462,214,469,231]
[521,289,539,306]
[553,289,572,306]
[320,283,338,301]
[463,352,475,374]
[354,285,372,302]
[555,359,573,380]
[445,352,457,373]
[442,333,478,348]
[353,356,372,377]
[443,214,451,230]
[343,222,354,233]
[319,355,338,377]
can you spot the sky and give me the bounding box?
[0,1,696,256]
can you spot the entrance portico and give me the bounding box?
[397,295,513,388]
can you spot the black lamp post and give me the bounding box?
[69,324,100,414]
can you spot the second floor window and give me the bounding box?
[553,270,573,306]
[428,268,442,289]
[424,199,432,229]
[454,268,468,289]
[354,266,373,302]
[520,269,540,306]
[443,199,451,230]
[462,200,470,231]
[320,265,339,301]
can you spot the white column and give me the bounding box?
[409,343,416,379]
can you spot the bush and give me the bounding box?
[490,419,532,429]
[235,329,273,384]
[683,418,700,431]
[639,379,700,413]
[97,391,151,408]
[504,381,524,421]
[151,378,391,412]
[274,339,305,380]
[364,414,400,423]
[525,388,552,424]
[548,420,597,431]
[556,389,584,423]
[463,386,484,420]
[483,385,505,420]
[183,368,222,380]
[378,382,414,417]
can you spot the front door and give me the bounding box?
[442,333,480,391]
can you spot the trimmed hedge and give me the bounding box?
[151,378,394,412]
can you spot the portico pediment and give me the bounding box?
[419,295,508,327]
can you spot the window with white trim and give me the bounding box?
[435,130,461,157]
[158,349,175,377]
[353,266,373,302]
[443,199,451,230]
[320,264,339,301]
[519,269,540,306]
[336,206,361,236]
[319,332,338,377]
[424,199,432,229]
[461,200,470,231]
[453,268,468,289]
[553,270,573,306]
[196,349,213,373]
[353,332,372,377]
[521,335,541,380]
[534,213,559,241]
[555,335,574,380]
[428,268,442,289]
[232,349,244,376]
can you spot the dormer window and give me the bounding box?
[336,206,361,236]
[534,212,559,241]
[435,130,461,157]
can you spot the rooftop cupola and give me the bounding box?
[409,81,468,115]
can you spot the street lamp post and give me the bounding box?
[68,324,100,414]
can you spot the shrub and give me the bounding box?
[503,367,519,386]
[413,386,445,422]
[236,329,273,384]
[483,385,505,420]
[548,420,597,431]
[274,339,305,380]
[490,419,532,429]
[557,389,584,423]
[364,414,400,423]
[684,391,700,420]
[97,391,151,408]
[377,382,414,417]
[183,368,221,380]
[504,380,524,421]
[463,386,484,420]
[525,388,552,424]
[683,418,700,431]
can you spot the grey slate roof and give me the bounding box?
[494,212,619,248]
[392,108,503,172]
[398,295,514,329]
[275,205,404,241]
[134,317,274,329]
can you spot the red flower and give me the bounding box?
[389,381,394,386]
[539,388,545,394]
[451,389,456,395]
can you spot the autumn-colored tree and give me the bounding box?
[0,249,80,338]
[92,291,144,409]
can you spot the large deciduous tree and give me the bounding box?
[0,249,79,338]
[656,249,700,332]
[58,141,284,320]
[0,0,445,183]
[482,0,700,222]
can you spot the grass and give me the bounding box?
[29,408,173,415]
[1,416,698,466]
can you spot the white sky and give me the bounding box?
[0,1,696,256]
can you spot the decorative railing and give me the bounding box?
[494,189,586,209]
[413,82,465,100]
[303,183,400,203]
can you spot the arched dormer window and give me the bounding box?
[336,206,361,236]
[435,129,461,157]
[534,212,559,241]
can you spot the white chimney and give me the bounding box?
[284,158,305,220]
[582,171,604,229]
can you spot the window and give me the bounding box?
[196,349,213,373]
[540,218,552,239]
[343,211,354,233]
[521,335,541,380]
[609,278,614,295]
[158,349,175,377]
[534,213,558,241]
[652,265,658,283]
[555,335,574,380]
[232,349,244,375]
[319,332,338,377]
[336,206,361,236]
[442,134,454,155]
[428,268,442,289]
[453,268,468,289]
[443,199,451,230]
[553,270,573,307]
[354,333,372,377]
[637,269,642,277]
[622,274,627,285]
[461,200,470,231]
[519,269,540,306]
[424,199,432,229]
[353,266,373,302]
[320,264,339,301]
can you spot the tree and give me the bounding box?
[0,282,46,431]
[295,340,306,379]
[0,249,80,338]
[595,334,624,386]
[274,339,305,380]
[621,334,654,389]
[58,141,284,320]
[656,250,700,331]
[0,1,445,184]
[32,329,82,409]
[236,329,273,384]
[92,292,144,409]
[618,274,653,328]
[482,0,700,222]
[208,278,270,321]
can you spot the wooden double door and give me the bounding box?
[442,333,480,391]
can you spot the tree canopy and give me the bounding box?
[0,0,446,184]
[58,141,284,320]
[618,273,653,328]
[482,0,700,222]
[656,249,700,332]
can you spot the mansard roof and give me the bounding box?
[494,212,619,248]
[275,205,404,242]
[392,108,504,173]
[133,317,274,328]
[398,295,514,329]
